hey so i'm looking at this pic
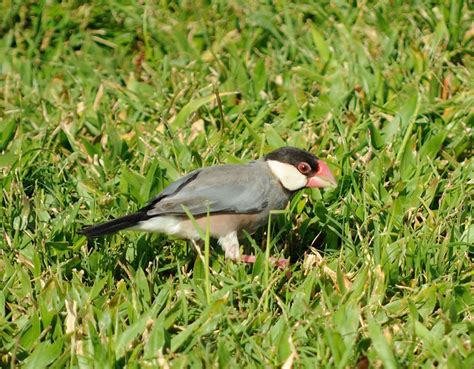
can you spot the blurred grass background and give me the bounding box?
[0,0,473,367]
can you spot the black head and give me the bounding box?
[265,146,319,176]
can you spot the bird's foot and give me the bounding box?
[240,254,256,263]
[273,257,290,269]
[240,254,289,269]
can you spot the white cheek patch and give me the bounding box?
[267,160,307,191]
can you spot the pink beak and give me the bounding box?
[306,160,337,189]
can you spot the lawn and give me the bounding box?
[1,1,473,367]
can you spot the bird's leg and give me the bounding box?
[218,232,289,268]
[218,231,240,260]
[240,254,289,269]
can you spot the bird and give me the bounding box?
[80,146,337,263]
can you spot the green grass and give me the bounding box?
[1,0,473,367]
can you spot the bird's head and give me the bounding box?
[265,146,337,191]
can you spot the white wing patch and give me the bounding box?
[266,160,307,191]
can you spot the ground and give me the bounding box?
[0,1,473,368]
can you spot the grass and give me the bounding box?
[1,0,473,367]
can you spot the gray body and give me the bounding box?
[147,159,289,225]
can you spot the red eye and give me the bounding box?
[297,162,311,174]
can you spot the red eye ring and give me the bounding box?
[297,162,311,174]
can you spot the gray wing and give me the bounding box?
[145,161,270,217]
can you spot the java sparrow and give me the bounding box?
[80,147,337,262]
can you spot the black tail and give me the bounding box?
[79,212,148,238]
